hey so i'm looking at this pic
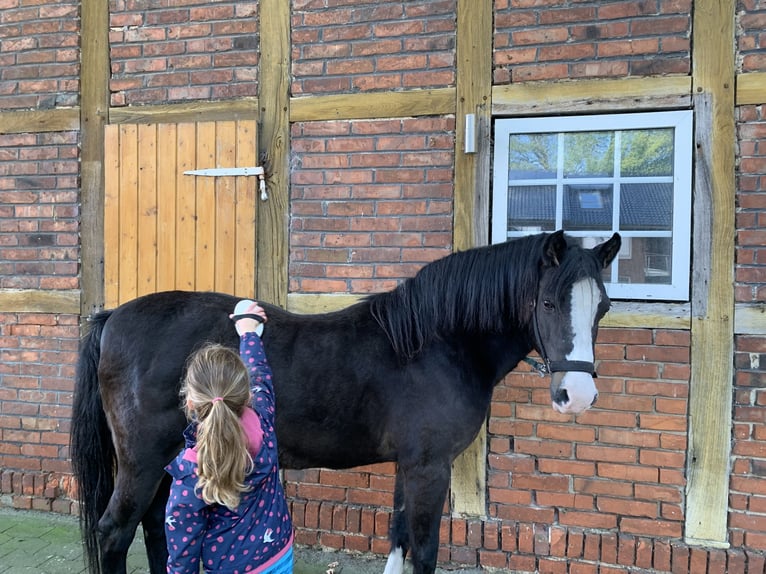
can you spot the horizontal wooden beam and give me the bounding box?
[735,303,766,335]
[290,293,692,330]
[4,72,761,135]
[290,88,456,122]
[109,99,259,124]
[492,76,692,115]
[736,72,766,105]
[287,293,363,314]
[0,289,80,314]
[602,302,691,330]
[0,108,80,134]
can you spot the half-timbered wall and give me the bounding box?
[0,1,764,572]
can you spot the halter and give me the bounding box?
[523,300,597,378]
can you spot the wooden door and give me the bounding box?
[103,120,258,308]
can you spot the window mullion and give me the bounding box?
[556,133,564,230]
[612,130,622,284]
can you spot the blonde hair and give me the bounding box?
[182,344,254,510]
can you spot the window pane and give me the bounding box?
[613,236,673,285]
[563,132,614,177]
[509,134,557,179]
[563,184,612,231]
[508,185,555,231]
[620,183,673,231]
[620,128,674,176]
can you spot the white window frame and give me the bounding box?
[492,110,693,301]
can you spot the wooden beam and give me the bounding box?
[686,0,736,547]
[287,293,363,314]
[601,302,691,330]
[734,303,766,335]
[492,76,692,115]
[450,0,493,518]
[256,0,290,308]
[0,289,81,314]
[109,99,259,124]
[736,71,766,105]
[290,88,456,122]
[0,109,79,134]
[79,0,110,319]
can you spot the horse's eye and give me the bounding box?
[542,299,555,311]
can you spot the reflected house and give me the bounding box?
[507,181,673,285]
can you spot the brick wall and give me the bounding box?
[493,0,691,83]
[289,117,454,293]
[732,100,766,553]
[291,0,456,95]
[0,131,81,512]
[109,1,259,106]
[489,327,689,540]
[0,133,80,290]
[737,1,766,73]
[0,0,79,110]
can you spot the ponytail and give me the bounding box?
[183,344,254,511]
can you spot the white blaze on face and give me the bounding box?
[553,277,600,414]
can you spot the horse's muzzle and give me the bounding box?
[551,371,598,414]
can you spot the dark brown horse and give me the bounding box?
[70,230,620,574]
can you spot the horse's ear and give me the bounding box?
[594,232,622,269]
[542,230,567,267]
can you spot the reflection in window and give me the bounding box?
[492,111,693,301]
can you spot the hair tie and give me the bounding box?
[211,397,224,403]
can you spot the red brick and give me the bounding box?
[671,543,689,574]
[600,532,618,565]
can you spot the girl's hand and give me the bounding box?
[230,301,267,336]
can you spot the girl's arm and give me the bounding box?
[165,475,207,574]
[240,332,276,423]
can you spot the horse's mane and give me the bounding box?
[368,234,544,360]
[368,233,605,360]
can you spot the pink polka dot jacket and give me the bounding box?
[164,332,293,573]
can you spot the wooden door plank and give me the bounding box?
[103,125,120,308]
[235,119,257,298]
[176,122,198,291]
[195,122,217,292]
[137,124,158,298]
[118,124,139,305]
[156,123,178,292]
[214,121,237,294]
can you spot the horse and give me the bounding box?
[70,230,620,574]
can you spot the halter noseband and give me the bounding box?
[524,300,597,378]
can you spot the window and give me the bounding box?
[492,111,693,301]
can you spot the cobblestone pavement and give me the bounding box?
[0,507,488,574]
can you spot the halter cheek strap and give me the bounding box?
[526,301,597,377]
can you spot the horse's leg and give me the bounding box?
[97,466,165,574]
[140,474,172,574]
[400,460,451,574]
[384,466,410,574]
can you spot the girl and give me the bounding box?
[164,301,293,574]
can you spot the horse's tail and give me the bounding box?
[70,310,114,574]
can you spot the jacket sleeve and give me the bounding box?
[239,332,276,427]
[165,473,208,574]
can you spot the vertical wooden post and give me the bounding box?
[686,0,736,546]
[79,0,110,319]
[256,0,291,308]
[450,0,493,516]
